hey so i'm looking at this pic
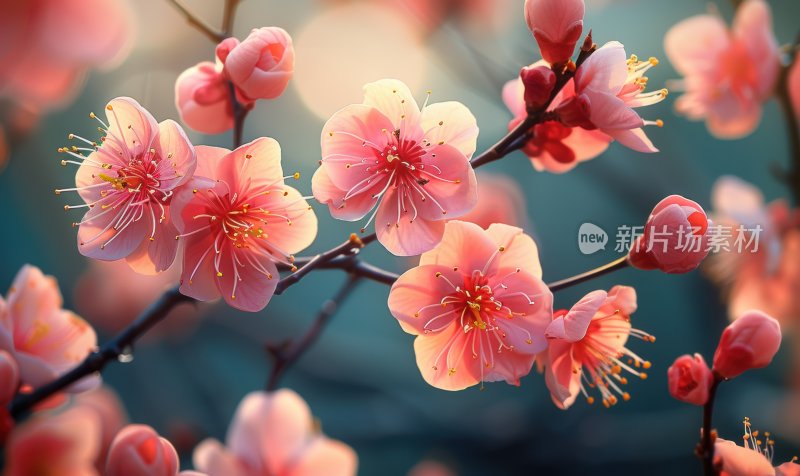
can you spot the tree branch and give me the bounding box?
[699,375,723,476]
[775,39,800,206]
[166,0,225,43]
[546,256,629,292]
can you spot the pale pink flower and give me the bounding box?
[106,425,181,476]
[193,389,358,476]
[313,79,478,255]
[173,138,317,312]
[713,310,781,379]
[628,195,711,274]
[664,0,780,139]
[3,406,102,476]
[175,62,235,135]
[455,173,527,229]
[543,286,653,409]
[72,386,128,471]
[667,353,713,406]
[559,41,667,152]
[388,221,552,390]
[222,27,295,102]
[714,419,800,476]
[524,0,585,65]
[503,65,611,173]
[0,265,97,392]
[0,0,133,110]
[59,97,197,275]
[791,53,800,121]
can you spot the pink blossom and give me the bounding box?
[503,67,611,173]
[175,62,235,135]
[0,265,97,392]
[713,310,781,379]
[173,138,317,312]
[667,353,713,406]
[714,419,800,476]
[0,0,133,110]
[628,195,711,274]
[388,221,553,390]
[73,386,128,471]
[222,27,295,102]
[59,97,197,275]
[0,351,19,443]
[388,0,514,35]
[543,286,653,409]
[559,41,666,152]
[455,173,527,229]
[313,79,479,256]
[524,0,585,65]
[664,0,780,139]
[791,52,800,121]
[193,389,358,476]
[105,425,181,476]
[4,406,102,476]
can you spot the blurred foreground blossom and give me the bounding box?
[106,424,204,476]
[0,351,19,443]
[456,173,527,229]
[73,386,128,471]
[713,310,781,379]
[313,78,478,256]
[194,389,357,476]
[714,419,800,476]
[664,0,780,139]
[389,221,552,390]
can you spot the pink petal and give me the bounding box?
[388,265,462,335]
[311,166,378,221]
[705,94,762,139]
[420,102,479,158]
[664,14,729,75]
[225,137,284,190]
[607,285,638,315]
[545,290,607,342]
[193,439,248,476]
[481,350,535,387]
[714,439,775,475]
[575,41,628,95]
[284,437,358,476]
[606,127,658,153]
[0,350,18,403]
[195,146,231,179]
[178,233,222,304]
[124,218,180,275]
[502,78,526,119]
[414,322,482,391]
[77,197,151,261]
[490,271,552,353]
[544,340,581,409]
[215,242,279,312]
[175,63,234,135]
[415,144,477,221]
[419,221,498,273]
[104,97,158,158]
[376,191,446,256]
[733,0,780,99]
[256,186,318,255]
[362,79,422,137]
[154,119,196,190]
[587,93,644,130]
[485,223,543,278]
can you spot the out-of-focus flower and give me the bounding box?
[713,310,781,379]
[0,0,134,111]
[313,79,478,256]
[543,286,652,409]
[4,407,101,476]
[714,419,800,476]
[664,0,780,139]
[106,425,180,476]
[388,221,552,390]
[705,176,800,327]
[455,173,527,229]
[0,265,97,392]
[524,0,585,65]
[175,62,235,135]
[791,52,800,121]
[387,0,514,35]
[73,386,128,471]
[407,460,458,476]
[503,65,611,173]
[0,351,19,443]
[559,41,666,153]
[59,97,196,275]
[222,28,295,102]
[194,389,357,476]
[667,353,713,406]
[173,138,317,312]
[628,195,711,274]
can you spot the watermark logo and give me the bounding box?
[578,223,608,255]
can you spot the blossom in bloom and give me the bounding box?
[173,138,317,312]
[0,0,133,110]
[313,79,478,255]
[713,310,781,379]
[388,221,553,390]
[193,389,357,476]
[524,0,585,65]
[0,351,19,443]
[714,419,800,476]
[503,63,611,173]
[3,406,101,476]
[59,97,197,275]
[664,0,780,138]
[0,265,97,392]
[558,41,667,153]
[667,353,713,406]
[543,286,653,409]
[175,62,235,135]
[628,195,711,274]
[455,172,528,229]
[220,28,295,102]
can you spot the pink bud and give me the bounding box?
[175,62,234,134]
[215,37,240,65]
[524,0,585,65]
[667,353,713,405]
[628,195,711,274]
[105,425,180,476]
[223,27,294,101]
[0,350,19,404]
[713,310,782,379]
[520,65,556,111]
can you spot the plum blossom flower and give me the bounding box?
[106,424,205,476]
[714,419,800,476]
[175,62,235,135]
[713,310,781,379]
[791,53,800,121]
[313,79,479,256]
[58,97,197,275]
[667,353,713,406]
[0,265,97,392]
[628,195,711,274]
[0,0,134,110]
[193,389,357,476]
[72,386,128,471]
[664,0,780,139]
[388,221,553,390]
[456,173,527,229]
[173,138,317,312]
[524,0,585,65]
[221,28,295,102]
[543,286,654,409]
[558,41,667,153]
[503,63,611,173]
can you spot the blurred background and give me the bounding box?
[1,0,798,474]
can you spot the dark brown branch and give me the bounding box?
[699,375,723,476]
[546,257,629,292]
[222,0,241,36]
[775,39,800,206]
[166,0,225,43]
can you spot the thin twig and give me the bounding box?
[775,38,800,206]
[222,0,241,36]
[546,257,630,292]
[166,0,225,43]
[699,376,723,476]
